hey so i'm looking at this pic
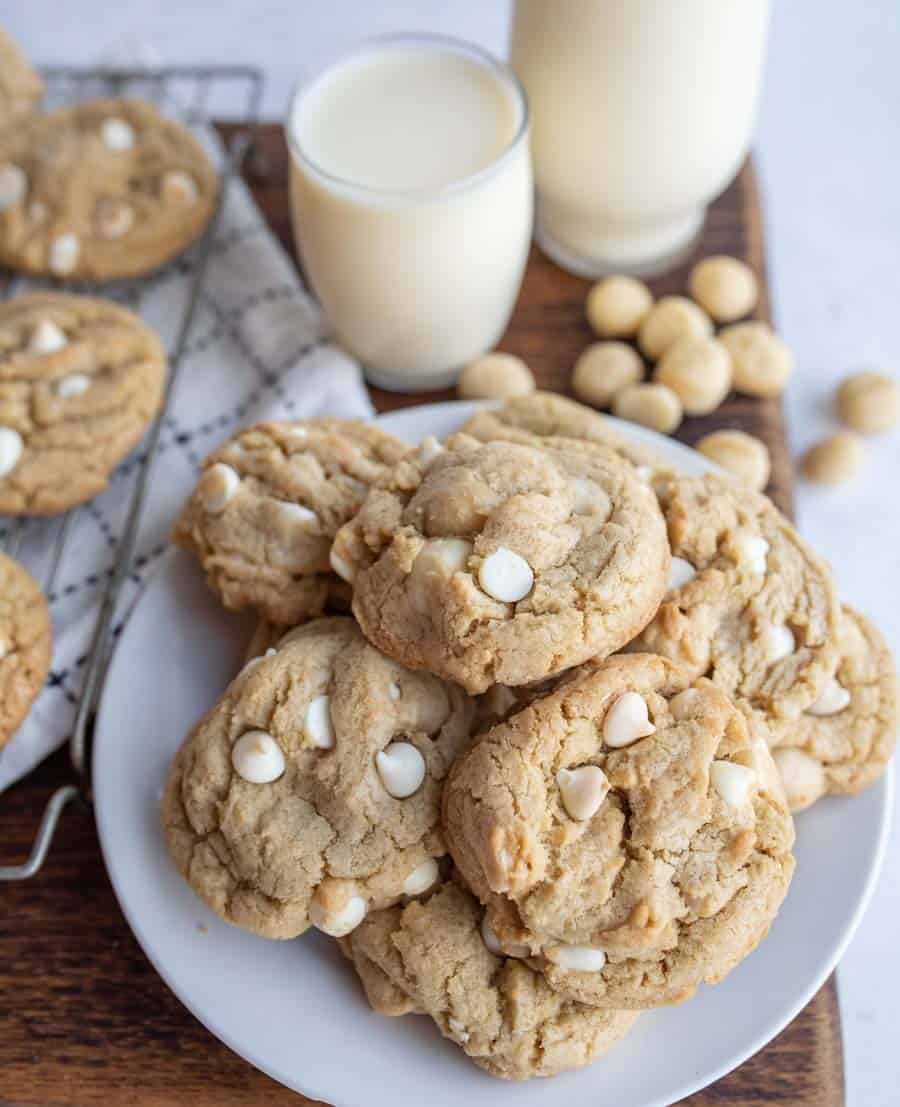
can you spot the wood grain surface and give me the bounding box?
[0,124,843,1107]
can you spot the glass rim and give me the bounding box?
[285,31,530,202]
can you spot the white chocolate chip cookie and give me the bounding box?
[0,293,166,514]
[770,606,897,809]
[443,653,795,1010]
[173,419,409,625]
[340,879,638,1079]
[332,433,670,693]
[162,617,474,939]
[630,473,841,721]
[0,552,52,749]
[0,99,217,281]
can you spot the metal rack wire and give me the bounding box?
[0,65,265,880]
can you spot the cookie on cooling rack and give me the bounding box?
[0,28,43,130]
[162,617,475,939]
[0,99,217,281]
[340,879,638,1080]
[0,552,51,749]
[173,419,409,626]
[0,293,166,515]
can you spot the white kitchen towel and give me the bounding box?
[0,117,374,794]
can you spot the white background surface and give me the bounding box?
[7,2,900,1103]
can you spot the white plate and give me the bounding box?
[94,402,892,1107]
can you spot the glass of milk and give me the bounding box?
[511,0,771,277]
[287,34,532,392]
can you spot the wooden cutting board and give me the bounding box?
[0,124,844,1107]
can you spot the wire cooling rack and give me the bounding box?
[0,65,264,880]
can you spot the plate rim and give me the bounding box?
[93,399,894,1106]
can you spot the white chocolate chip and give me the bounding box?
[49,233,80,276]
[329,545,355,583]
[375,742,425,798]
[762,623,795,665]
[772,748,827,812]
[55,373,91,398]
[603,692,655,748]
[276,501,318,529]
[162,169,199,205]
[304,694,334,749]
[0,164,27,210]
[635,465,653,483]
[230,730,285,784]
[285,425,308,442]
[94,198,135,239]
[389,681,401,702]
[667,556,696,591]
[734,533,769,575]
[556,765,610,821]
[418,436,443,466]
[710,760,756,807]
[546,945,607,972]
[29,319,67,355]
[403,858,439,896]
[426,537,472,573]
[480,916,503,955]
[101,117,136,151]
[0,638,6,659]
[807,677,851,716]
[571,477,612,517]
[448,1017,470,1043]
[478,547,533,604]
[309,894,367,937]
[199,462,240,514]
[0,427,24,478]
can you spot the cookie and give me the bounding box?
[0,552,52,748]
[0,99,217,280]
[460,390,668,472]
[631,473,841,722]
[173,419,409,626]
[0,293,166,514]
[340,880,638,1080]
[162,617,474,939]
[332,432,670,693]
[0,29,43,129]
[771,606,898,810]
[443,653,795,1010]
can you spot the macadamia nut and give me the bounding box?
[696,429,771,491]
[801,431,864,485]
[688,256,758,323]
[572,341,644,408]
[638,296,713,360]
[586,276,654,338]
[719,322,793,398]
[654,335,732,415]
[836,371,900,435]
[457,352,535,400]
[612,382,683,434]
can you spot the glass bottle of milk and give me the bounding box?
[511,0,771,277]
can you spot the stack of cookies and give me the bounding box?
[163,393,898,1081]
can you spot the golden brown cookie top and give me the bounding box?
[163,617,474,940]
[0,551,51,748]
[341,880,638,1080]
[632,472,841,721]
[443,652,795,1010]
[0,292,166,515]
[0,99,217,280]
[332,432,670,693]
[173,419,409,626]
[0,29,43,129]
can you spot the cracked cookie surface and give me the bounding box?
[162,617,475,939]
[173,419,409,626]
[443,652,795,1009]
[332,432,669,694]
[630,472,841,722]
[0,552,51,748]
[0,99,217,280]
[340,880,638,1080]
[0,29,43,128]
[0,292,166,514]
[771,605,897,809]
